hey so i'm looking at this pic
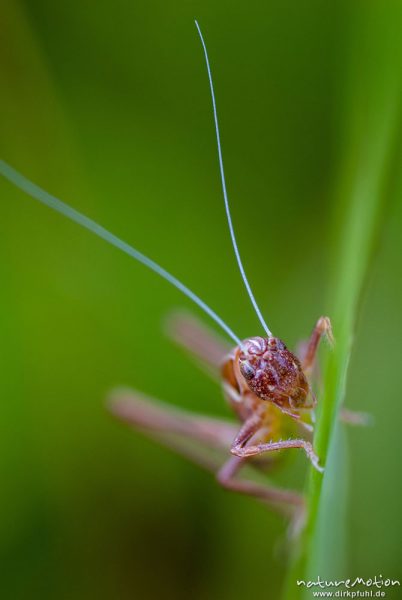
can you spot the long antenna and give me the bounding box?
[0,160,241,346]
[195,20,273,338]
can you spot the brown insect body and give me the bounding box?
[1,24,369,527]
[109,316,341,523]
[221,336,311,426]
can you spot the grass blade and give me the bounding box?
[284,4,402,597]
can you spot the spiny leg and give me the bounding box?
[231,416,324,473]
[219,418,306,524]
[109,389,304,516]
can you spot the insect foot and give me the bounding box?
[319,316,335,347]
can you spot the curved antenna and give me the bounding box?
[0,160,241,346]
[195,20,273,338]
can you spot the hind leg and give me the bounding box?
[217,456,303,515]
[109,389,303,518]
[165,312,230,379]
[109,389,235,442]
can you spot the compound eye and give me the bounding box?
[240,361,256,381]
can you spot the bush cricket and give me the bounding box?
[0,21,367,527]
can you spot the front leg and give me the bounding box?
[230,416,324,473]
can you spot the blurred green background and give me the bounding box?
[1,1,402,599]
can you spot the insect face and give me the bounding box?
[238,337,310,410]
